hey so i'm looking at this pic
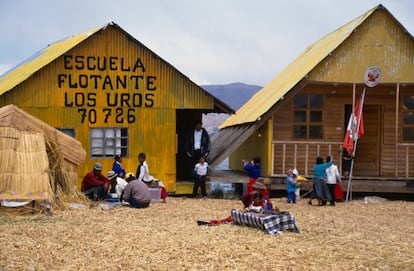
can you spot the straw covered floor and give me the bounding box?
[0,197,413,270]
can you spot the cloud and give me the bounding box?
[1,0,413,85]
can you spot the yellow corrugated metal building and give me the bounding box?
[210,5,414,191]
[0,22,232,192]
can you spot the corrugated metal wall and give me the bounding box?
[0,25,217,191]
[309,9,414,83]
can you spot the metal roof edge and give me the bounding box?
[0,25,104,95]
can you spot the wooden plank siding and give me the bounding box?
[271,83,414,179]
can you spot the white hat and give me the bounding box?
[106,171,117,180]
[292,169,299,176]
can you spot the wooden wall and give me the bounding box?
[272,83,414,178]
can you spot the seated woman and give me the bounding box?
[106,171,128,200]
[136,153,167,203]
[241,178,273,210]
[121,173,151,208]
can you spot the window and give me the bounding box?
[402,96,414,141]
[293,94,323,139]
[90,128,128,158]
[57,128,75,138]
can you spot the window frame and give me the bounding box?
[90,127,128,159]
[401,95,414,142]
[293,94,324,140]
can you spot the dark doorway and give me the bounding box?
[344,104,381,176]
[176,109,203,180]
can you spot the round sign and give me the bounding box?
[364,66,381,87]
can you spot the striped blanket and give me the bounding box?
[231,209,299,235]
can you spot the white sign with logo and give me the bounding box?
[364,66,381,87]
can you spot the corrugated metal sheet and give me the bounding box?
[220,4,410,128]
[0,23,232,113]
[0,26,102,95]
[309,9,414,83]
[0,22,232,192]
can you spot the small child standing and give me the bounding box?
[193,157,209,198]
[286,169,297,203]
[294,169,308,201]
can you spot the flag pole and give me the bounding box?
[346,88,366,202]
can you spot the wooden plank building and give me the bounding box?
[209,5,414,194]
[0,22,232,192]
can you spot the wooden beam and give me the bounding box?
[395,83,399,177]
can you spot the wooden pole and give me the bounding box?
[395,83,399,177]
[346,86,366,202]
[346,83,356,202]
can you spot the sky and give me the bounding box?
[0,0,413,86]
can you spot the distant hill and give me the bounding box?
[202,82,262,137]
[202,82,262,111]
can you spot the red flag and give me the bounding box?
[343,94,364,156]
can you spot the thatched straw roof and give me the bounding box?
[0,104,86,166]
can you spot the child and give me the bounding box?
[286,169,297,203]
[242,156,262,194]
[193,157,209,198]
[136,152,168,203]
[294,169,308,201]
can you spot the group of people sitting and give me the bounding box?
[81,153,167,208]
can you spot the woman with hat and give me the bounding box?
[121,172,151,208]
[106,170,128,199]
[241,178,273,210]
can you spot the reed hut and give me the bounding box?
[0,104,87,208]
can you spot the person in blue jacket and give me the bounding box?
[112,154,126,178]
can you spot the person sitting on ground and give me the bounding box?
[81,163,111,201]
[241,178,273,210]
[112,154,126,179]
[247,191,272,212]
[136,152,167,202]
[106,171,128,200]
[286,169,297,204]
[121,172,151,208]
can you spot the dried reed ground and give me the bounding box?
[0,197,413,271]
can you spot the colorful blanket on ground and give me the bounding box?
[231,209,299,235]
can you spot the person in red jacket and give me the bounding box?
[81,163,111,201]
[241,178,273,210]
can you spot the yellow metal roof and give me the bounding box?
[220,5,381,128]
[0,25,104,96]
